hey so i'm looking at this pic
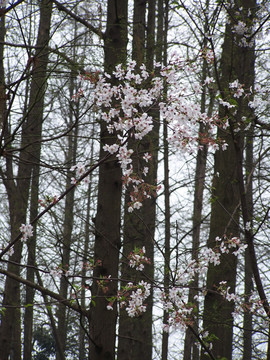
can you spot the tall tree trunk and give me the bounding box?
[183,132,208,360]
[132,0,147,65]
[118,1,157,359]
[243,123,254,360]
[202,94,239,360]
[89,1,127,359]
[35,269,66,360]
[0,2,52,359]
[202,1,256,359]
[159,1,171,359]
[23,165,40,360]
[0,2,5,142]
[184,7,213,356]
[55,70,79,360]
[79,123,95,360]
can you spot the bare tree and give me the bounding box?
[89,1,128,359]
[0,2,52,358]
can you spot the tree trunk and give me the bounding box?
[202,1,256,359]
[184,7,213,356]
[159,1,170,359]
[89,1,127,359]
[55,70,79,360]
[202,108,239,360]
[117,1,157,359]
[79,124,95,359]
[184,133,208,360]
[243,125,254,359]
[23,165,40,360]
[132,0,147,65]
[0,2,52,359]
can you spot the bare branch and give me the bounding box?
[52,0,105,40]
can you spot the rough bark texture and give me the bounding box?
[184,127,208,360]
[184,21,215,357]
[89,1,127,359]
[202,113,239,360]
[132,0,147,65]
[0,1,52,359]
[202,2,256,359]
[117,1,157,359]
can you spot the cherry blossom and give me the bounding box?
[73,58,231,211]
[233,21,248,36]
[161,236,248,333]
[106,279,151,318]
[229,79,245,98]
[143,152,152,162]
[38,195,59,207]
[70,60,264,341]
[70,163,90,185]
[218,98,236,109]
[204,76,214,85]
[125,280,151,317]
[0,244,14,257]
[20,224,33,242]
[128,246,151,271]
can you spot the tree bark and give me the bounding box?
[0,1,52,359]
[132,0,147,65]
[118,1,157,359]
[79,123,95,359]
[55,75,78,360]
[159,1,170,359]
[89,1,127,359]
[243,125,254,359]
[184,6,213,356]
[202,1,256,359]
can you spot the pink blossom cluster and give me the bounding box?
[103,237,249,327]
[80,260,95,271]
[97,275,112,294]
[19,224,33,242]
[38,195,59,207]
[200,47,214,64]
[232,20,255,48]
[50,266,70,279]
[70,163,90,185]
[91,61,164,211]
[71,87,84,102]
[218,79,267,129]
[125,177,161,213]
[217,282,265,320]
[128,246,151,271]
[125,280,151,317]
[162,287,195,331]
[215,235,247,256]
[106,280,151,318]
[0,244,14,257]
[75,58,230,210]
[50,268,63,278]
[161,236,248,332]
[229,79,245,98]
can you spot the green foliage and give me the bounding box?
[32,326,56,360]
[0,307,6,316]
[24,303,33,309]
